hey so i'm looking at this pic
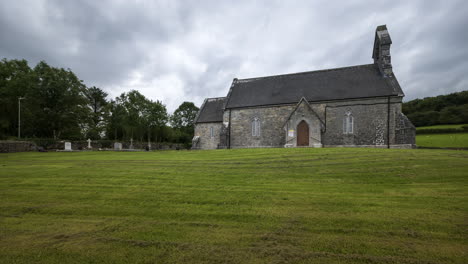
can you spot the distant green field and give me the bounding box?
[417,133,468,148]
[416,124,467,130]
[1,149,467,263]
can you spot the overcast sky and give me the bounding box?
[1,0,467,112]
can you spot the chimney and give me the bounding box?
[372,25,393,77]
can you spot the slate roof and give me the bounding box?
[194,97,226,123]
[224,64,404,109]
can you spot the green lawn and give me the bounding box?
[416,133,468,148]
[0,149,467,264]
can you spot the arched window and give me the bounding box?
[343,111,354,134]
[210,126,214,138]
[251,117,261,137]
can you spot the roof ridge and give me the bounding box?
[236,63,376,83]
[205,96,227,101]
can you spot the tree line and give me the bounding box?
[0,58,199,146]
[402,91,468,127]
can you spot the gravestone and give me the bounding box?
[87,138,92,149]
[129,138,134,150]
[64,142,72,151]
[114,142,122,151]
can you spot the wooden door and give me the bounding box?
[297,120,309,146]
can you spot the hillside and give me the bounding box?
[1,149,467,263]
[403,91,468,126]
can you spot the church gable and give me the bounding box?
[194,97,226,123]
[193,25,415,150]
[224,25,404,110]
[283,98,324,148]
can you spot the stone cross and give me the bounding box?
[129,138,134,149]
[87,138,92,149]
[64,142,72,151]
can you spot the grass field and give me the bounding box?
[416,133,468,148]
[0,149,467,263]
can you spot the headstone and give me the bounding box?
[129,138,134,150]
[87,138,92,149]
[37,146,47,152]
[114,142,122,151]
[64,142,72,151]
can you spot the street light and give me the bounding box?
[18,97,25,139]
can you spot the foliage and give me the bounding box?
[170,101,199,146]
[32,61,90,139]
[0,59,90,140]
[415,123,468,134]
[416,123,468,130]
[0,58,199,143]
[84,86,109,139]
[0,59,36,139]
[170,101,199,130]
[106,90,168,143]
[105,99,127,140]
[417,128,468,134]
[403,91,468,126]
[0,148,467,263]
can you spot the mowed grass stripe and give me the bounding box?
[0,148,467,263]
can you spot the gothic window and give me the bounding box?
[251,117,261,137]
[343,111,354,134]
[210,126,214,138]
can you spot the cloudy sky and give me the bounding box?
[1,0,467,112]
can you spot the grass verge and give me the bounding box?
[0,148,467,263]
[416,133,468,148]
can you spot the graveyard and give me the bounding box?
[0,148,467,263]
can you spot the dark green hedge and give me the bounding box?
[416,125,468,134]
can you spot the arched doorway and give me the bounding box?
[297,120,309,146]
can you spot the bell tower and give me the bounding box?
[372,25,393,77]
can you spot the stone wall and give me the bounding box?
[229,105,295,148]
[1,140,185,152]
[194,122,223,149]
[225,96,414,149]
[0,141,36,153]
[322,97,402,146]
[283,99,324,148]
[395,113,416,145]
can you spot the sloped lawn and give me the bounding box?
[0,148,467,263]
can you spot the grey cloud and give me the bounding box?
[1,0,467,112]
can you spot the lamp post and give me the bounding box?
[18,97,25,139]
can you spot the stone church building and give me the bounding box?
[192,25,415,149]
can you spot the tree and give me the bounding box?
[117,90,149,141]
[170,101,199,146]
[85,86,109,139]
[32,61,89,139]
[106,99,127,140]
[141,99,168,146]
[438,104,468,124]
[107,90,168,143]
[403,91,468,126]
[0,59,36,139]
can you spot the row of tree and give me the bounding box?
[0,58,199,145]
[402,91,468,127]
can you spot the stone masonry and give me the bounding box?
[193,122,223,149]
[193,25,416,150]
